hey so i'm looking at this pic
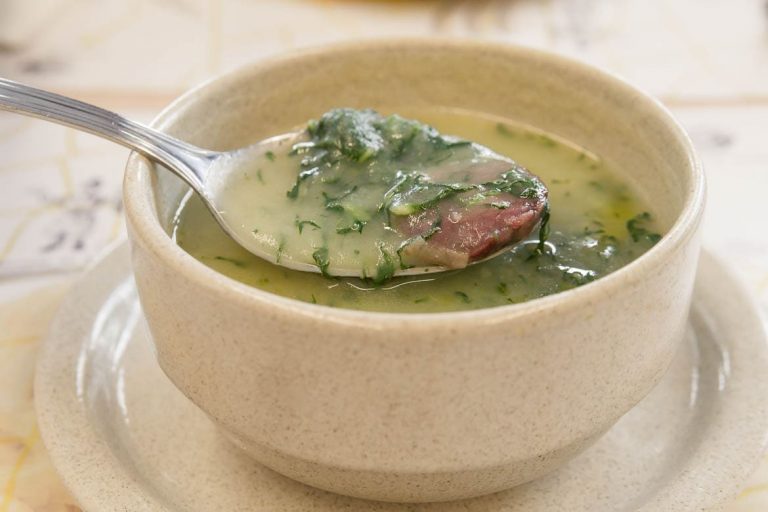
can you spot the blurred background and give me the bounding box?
[0,1,767,510]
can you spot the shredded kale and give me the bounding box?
[287,108,548,217]
[483,167,546,199]
[287,108,463,200]
[286,167,322,198]
[295,218,321,234]
[336,219,366,234]
[372,243,396,284]
[422,217,442,240]
[560,266,598,286]
[275,108,551,282]
[384,172,474,215]
[322,186,359,212]
[286,109,544,214]
[454,291,471,303]
[312,247,331,277]
[213,255,246,268]
[626,212,662,244]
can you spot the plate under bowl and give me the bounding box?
[34,245,768,511]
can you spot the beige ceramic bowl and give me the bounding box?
[123,40,704,503]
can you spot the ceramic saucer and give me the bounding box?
[35,244,768,511]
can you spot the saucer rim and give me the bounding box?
[34,244,768,512]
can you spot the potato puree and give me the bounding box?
[173,108,660,313]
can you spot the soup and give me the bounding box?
[173,108,661,313]
[207,108,548,277]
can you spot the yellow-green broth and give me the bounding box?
[173,109,661,313]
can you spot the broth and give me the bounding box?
[173,108,661,313]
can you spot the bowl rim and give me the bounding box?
[123,38,705,326]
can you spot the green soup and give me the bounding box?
[173,109,661,313]
[207,108,549,278]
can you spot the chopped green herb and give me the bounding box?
[177,107,662,312]
[483,167,547,199]
[322,186,358,212]
[422,218,442,240]
[626,212,662,244]
[295,218,321,234]
[336,219,366,234]
[454,291,471,303]
[286,167,322,199]
[265,151,275,161]
[583,225,605,236]
[286,182,300,199]
[312,247,331,277]
[372,243,396,284]
[213,255,246,268]
[384,172,474,216]
[276,239,286,263]
[287,109,546,222]
[560,266,598,286]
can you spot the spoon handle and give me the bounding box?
[0,77,213,191]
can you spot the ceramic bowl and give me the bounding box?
[123,40,704,503]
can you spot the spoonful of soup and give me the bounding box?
[0,79,548,280]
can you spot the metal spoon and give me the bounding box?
[0,78,545,277]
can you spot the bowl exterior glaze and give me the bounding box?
[123,41,704,503]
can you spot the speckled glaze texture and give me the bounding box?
[34,247,768,512]
[122,41,705,502]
